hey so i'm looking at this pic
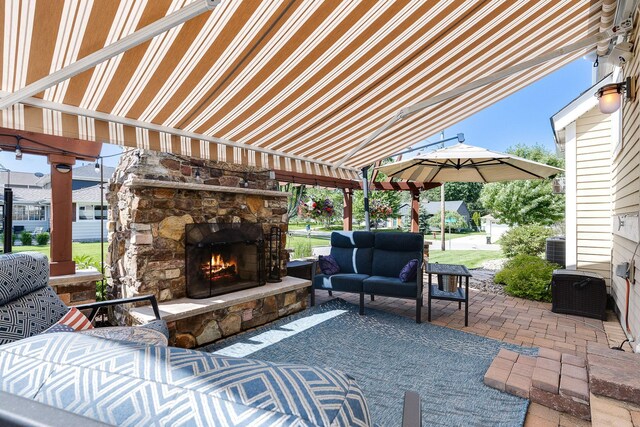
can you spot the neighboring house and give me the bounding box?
[398,200,471,230]
[551,27,640,352]
[0,164,111,241]
[422,200,471,227]
[0,170,46,188]
[38,164,115,190]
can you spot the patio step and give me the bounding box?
[586,341,640,405]
[484,348,590,420]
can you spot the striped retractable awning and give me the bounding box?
[0,0,614,180]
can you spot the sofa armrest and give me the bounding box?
[402,390,421,427]
[75,295,161,322]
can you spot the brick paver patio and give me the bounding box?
[312,285,626,426]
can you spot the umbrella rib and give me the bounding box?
[496,159,549,179]
[467,160,489,183]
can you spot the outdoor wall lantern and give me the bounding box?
[596,76,636,114]
[54,164,72,173]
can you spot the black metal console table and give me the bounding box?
[426,263,472,327]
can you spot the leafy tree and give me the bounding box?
[472,212,481,230]
[423,182,482,203]
[479,144,564,226]
[428,210,467,231]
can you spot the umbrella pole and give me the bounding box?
[440,184,445,251]
[362,166,370,231]
[439,132,446,251]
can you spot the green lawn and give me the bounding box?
[13,242,107,262]
[428,250,502,269]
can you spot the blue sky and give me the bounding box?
[4,57,593,175]
[427,57,594,153]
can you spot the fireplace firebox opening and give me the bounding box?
[185,223,265,299]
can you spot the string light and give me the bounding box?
[15,144,22,160]
[94,160,100,173]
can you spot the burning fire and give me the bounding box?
[202,253,237,280]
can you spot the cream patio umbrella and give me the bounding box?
[378,143,563,183]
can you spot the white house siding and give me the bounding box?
[610,22,640,349]
[12,220,49,233]
[574,107,612,288]
[72,220,108,242]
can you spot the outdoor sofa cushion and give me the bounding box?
[0,332,372,426]
[371,232,423,278]
[329,231,374,275]
[0,252,68,345]
[363,276,419,298]
[314,273,370,293]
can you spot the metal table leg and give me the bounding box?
[427,272,432,322]
[464,275,469,327]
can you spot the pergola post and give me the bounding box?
[48,154,76,276]
[410,189,420,232]
[342,188,353,231]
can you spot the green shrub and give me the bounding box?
[499,224,554,258]
[291,238,312,259]
[35,232,50,246]
[495,255,558,301]
[73,254,106,301]
[20,231,32,246]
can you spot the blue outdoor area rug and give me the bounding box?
[204,299,536,426]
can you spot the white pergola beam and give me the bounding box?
[0,0,220,111]
[335,25,629,168]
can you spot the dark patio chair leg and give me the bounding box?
[328,290,333,296]
[416,297,422,323]
[359,292,365,315]
[310,287,315,306]
[458,301,461,310]
[370,294,375,301]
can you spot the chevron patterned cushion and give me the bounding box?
[0,332,371,426]
[0,252,50,305]
[0,252,68,345]
[0,286,68,345]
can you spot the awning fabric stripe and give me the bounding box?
[0,0,609,180]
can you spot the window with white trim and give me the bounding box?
[78,205,106,220]
[12,205,45,221]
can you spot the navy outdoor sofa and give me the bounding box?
[311,231,424,322]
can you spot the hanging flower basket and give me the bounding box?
[302,198,335,220]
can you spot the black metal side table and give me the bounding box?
[286,259,317,305]
[425,263,472,326]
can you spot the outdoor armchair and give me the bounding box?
[0,252,166,345]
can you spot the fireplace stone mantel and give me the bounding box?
[126,178,289,198]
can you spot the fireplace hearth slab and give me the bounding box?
[129,276,310,324]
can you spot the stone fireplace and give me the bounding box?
[106,150,308,347]
[185,222,265,298]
